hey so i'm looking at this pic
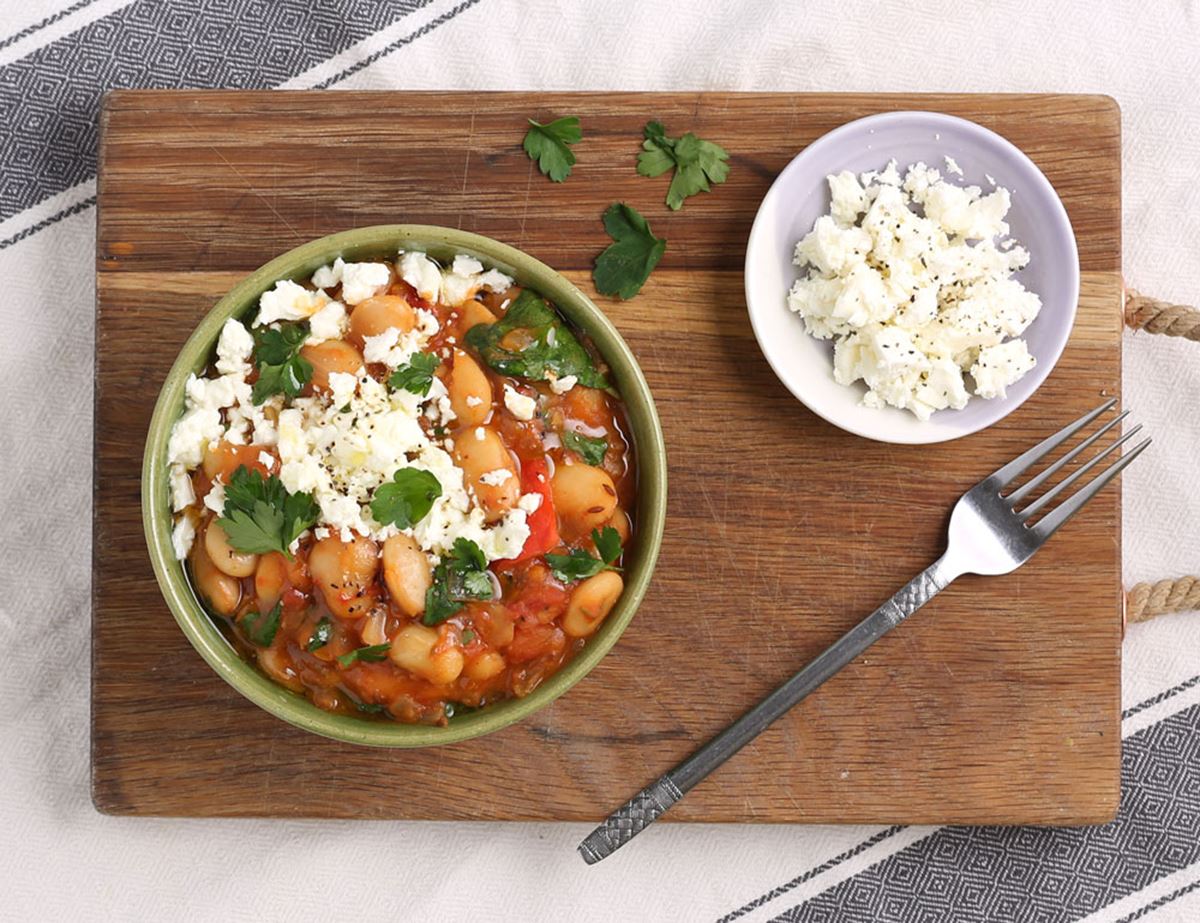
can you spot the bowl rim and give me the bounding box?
[142,224,667,747]
[744,109,1080,445]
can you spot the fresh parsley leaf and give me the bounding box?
[387,353,440,396]
[251,322,313,404]
[465,290,607,388]
[592,203,667,300]
[370,468,442,530]
[337,643,392,668]
[637,120,730,210]
[218,465,320,558]
[562,430,608,466]
[307,616,332,652]
[523,116,582,182]
[593,525,623,565]
[546,526,623,583]
[460,629,476,645]
[424,538,493,625]
[241,601,282,647]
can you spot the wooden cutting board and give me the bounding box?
[93,91,1122,823]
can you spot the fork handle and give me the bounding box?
[577,555,959,865]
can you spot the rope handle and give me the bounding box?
[1121,287,1199,627]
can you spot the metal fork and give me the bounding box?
[578,399,1149,865]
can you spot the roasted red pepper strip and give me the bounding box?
[504,454,558,563]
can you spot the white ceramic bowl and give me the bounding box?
[744,111,1079,444]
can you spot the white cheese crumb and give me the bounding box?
[452,254,484,276]
[215,319,254,375]
[788,159,1041,420]
[548,373,577,395]
[255,279,329,326]
[517,492,543,513]
[398,251,442,302]
[203,479,226,515]
[503,385,537,421]
[943,155,964,176]
[314,526,330,540]
[465,395,484,407]
[172,516,195,561]
[305,300,348,344]
[339,261,391,305]
[257,451,275,471]
[985,173,997,187]
[169,464,195,512]
[479,468,513,487]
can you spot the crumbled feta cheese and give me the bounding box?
[168,405,223,468]
[548,374,577,395]
[172,516,195,561]
[440,272,478,307]
[203,480,226,515]
[314,526,330,540]
[452,255,484,276]
[788,159,1041,419]
[169,464,195,512]
[306,300,348,344]
[257,451,275,471]
[517,492,543,513]
[215,319,254,375]
[943,155,963,176]
[970,340,1036,399]
[479,468,513,487]
[478,268,514,292]
[362,325,428,369]
[503,385,537,421]
[339,261,391,305]
[465,395,484,407]
[398,251,442,302]
[255,279,329,326]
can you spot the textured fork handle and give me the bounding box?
[577,775,684,864]
[578,555,959,865]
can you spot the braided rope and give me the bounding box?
[1124,289,1200,341]
[1127,578,1200,624]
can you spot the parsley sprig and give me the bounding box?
[423,538,494,626]
[546,526,623,582]
[562,431,608,466]
[251,322,313,404]
[523,116,582,182]
[637,121,730,210]
[307,616,332,652]
[217,465,320,558]
[387,353,440,396]
[370,468,442,530]
[592,203,666,300]
[337,643,392,668]
[241,601,282,647]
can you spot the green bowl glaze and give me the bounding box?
[142,225,667,747]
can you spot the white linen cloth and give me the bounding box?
[0,0,1198,920]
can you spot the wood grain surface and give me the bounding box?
[92,91,1123,823]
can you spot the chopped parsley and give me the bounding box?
[337,643,392,668]
[423,538,494,626]
[460,629,477,645]
[546,526,623,582]
[562,430,608,466]
[251,321,313,404]
[637,120,730,210]
[387,352,440,396]
[465,289,607,388]
[241,601,282,647]
[522,116,582,182]
[370,468,443,529]
[592,203,666,300]
[218,465,320,558]
[306,616,332,652]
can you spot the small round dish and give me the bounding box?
[143,225,667,747]
[744,111,1079,444]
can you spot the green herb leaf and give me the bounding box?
[637,121,730,210]
[387,352,440,396]
[241,601,282,647]
[465,290,607,388]
[545,526,623,583]
[218,466,320,558]
[424,538,493,625]
[337,643,392,668]
[251,322,313,404]
[562,430,608,466]
[592,203,667,300]
[355,701,388,715]
[370,468,442,530]
[522,116,582,182]
[460,629,476,645]
[307,616,332,652]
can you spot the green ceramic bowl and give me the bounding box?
[143,225,667,747]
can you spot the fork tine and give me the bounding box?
[1019,423,1143,518]
[1006,410,1129,505]
[1033,437,1152,538]
[990,398,1117,489]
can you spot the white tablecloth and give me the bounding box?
[1,1,1198,920]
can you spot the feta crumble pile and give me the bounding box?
[787,160,1041,420]
[168,249,534,563]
